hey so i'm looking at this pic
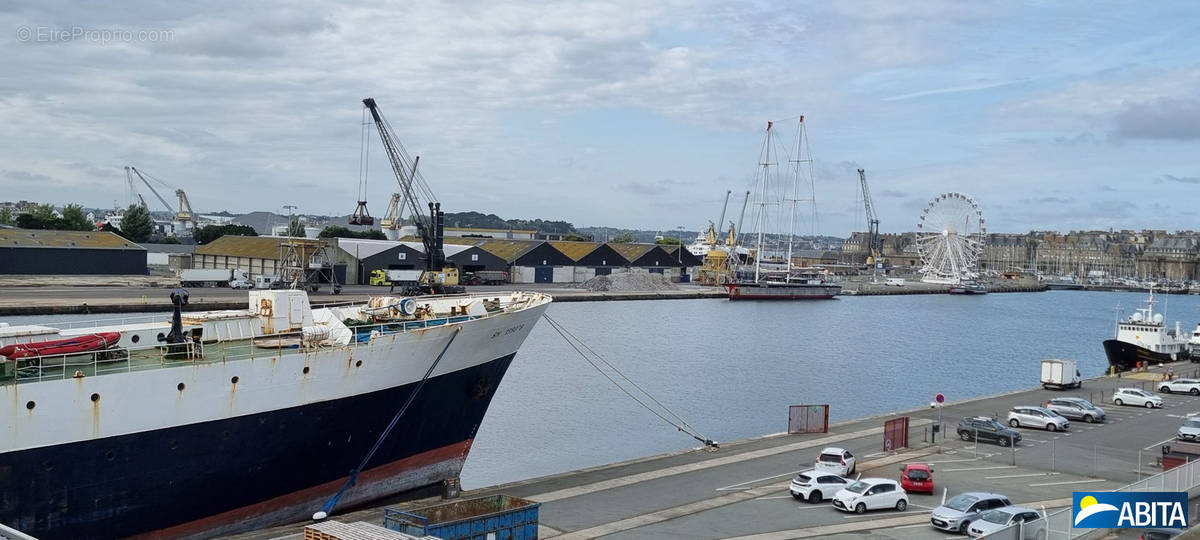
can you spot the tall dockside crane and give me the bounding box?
[857,168,884,267]
[124,166,196,236]
[361,98,462,294]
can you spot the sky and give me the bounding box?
[1,1,1199,236]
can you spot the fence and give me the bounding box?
[788,405,829,434]
[983,455,1200,539]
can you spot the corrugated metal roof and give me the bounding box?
[336,238,405,259]
[401,235,482,247]
[446,226,537,234]
[195,235,329,259]
[0,229,143,249]
[608,243,655,262]
[477,240,544,262]
[549,241,601,261]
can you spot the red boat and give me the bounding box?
[0,332,121,360]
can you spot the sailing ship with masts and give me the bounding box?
[725,117,840,300]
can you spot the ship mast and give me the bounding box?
[786,116,806,277]
[754,121,775,283]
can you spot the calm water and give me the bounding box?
[9,291,1200,489]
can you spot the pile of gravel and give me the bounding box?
[579,272,679,292]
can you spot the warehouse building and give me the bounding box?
[335,238,426,285]
[444,226,536,240]
[661,246,704,282]
[194,236,345,284]
[0,229,147,274]
[609,244,685,280]
[446,245,509,273]
[549,241,629,281]
[478,240,574,283]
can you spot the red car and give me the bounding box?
[899,463,934,493]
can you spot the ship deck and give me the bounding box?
[3,292,549,386]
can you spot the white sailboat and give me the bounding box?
[726,117,840,300]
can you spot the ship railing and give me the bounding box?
[1,301,535,385]
[45,313,167,330]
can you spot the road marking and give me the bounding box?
[716,470,803,492]
[1144,436,1177,451]
[1021,437,1048,443]
[841,509,930,519]
[528,420,932,503]
[942,465,1017,473]
[1028,478,1106,487]
[985,472,1060,480]
[755,495,804,501]
[924,458,982,464]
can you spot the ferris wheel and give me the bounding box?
[916,192,986,284]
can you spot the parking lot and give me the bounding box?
[232,362,1200,540]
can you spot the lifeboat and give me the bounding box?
[0,332,122,360]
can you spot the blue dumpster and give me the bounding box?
[383,494,539,540]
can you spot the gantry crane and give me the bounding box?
[361,98,461,294]
[124,166,196,236]
[857,168,883,266]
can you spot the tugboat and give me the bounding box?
[1103,289,1191,371]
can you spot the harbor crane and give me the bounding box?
[361,97,461,294]
[857,168,884,267]
[124,166,196,236]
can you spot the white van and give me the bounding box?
[884,278,905,287]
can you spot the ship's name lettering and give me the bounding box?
[491,324,525,339]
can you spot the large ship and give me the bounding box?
[725,118,841,301]
[0,288,550,538]
[1103,289,1190,371]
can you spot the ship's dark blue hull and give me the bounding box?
[1103,339,1188,371]
[0,353,515,539]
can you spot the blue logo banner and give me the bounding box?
[1073,492,1188,528]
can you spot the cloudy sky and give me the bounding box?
[2,1,1198,235]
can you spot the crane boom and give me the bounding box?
[127,166,174,214]
[361,98,445,272]
[857,168,882,261]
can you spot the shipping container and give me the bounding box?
[383,495,539,540]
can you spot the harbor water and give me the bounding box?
[8,290,1197,491]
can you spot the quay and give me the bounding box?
[0,277,1054,316]
[232,361,1200,540]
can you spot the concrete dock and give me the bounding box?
[230,361,1200,540]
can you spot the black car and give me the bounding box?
[956,417,1022,446]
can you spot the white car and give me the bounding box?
[1006,406,1070,432]
[1113,387,1164,408]
[789,469,849,503]
[1159,378,1200,395]
[1178,417,1200,441]
[831,478,908,514]
[813,447,856,476]
[967,506,1046,538]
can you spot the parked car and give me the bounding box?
[1044,397,1106,423]
[1159,378,1200,395]
[956,417,1022,447]
[899,463,934,493]
[1007,406,1070,432]
[831,478,908,514]
[930,492,1013,533]
[813,447,856,476]
[1177,417,1200,441]
[1113,387,1164,408]
[789,469,849,503]
[967,506,1046,538]
[1138,528,1185,540]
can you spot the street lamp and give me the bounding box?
[676,226,684,262]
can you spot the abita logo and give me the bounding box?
[1072,492,1188,528]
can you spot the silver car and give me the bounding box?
[930,492,1012,533]
[1178,417,1200,441]
[1045,397,1106,423]
[1007,406,1070,432]
[968,506,1046,538]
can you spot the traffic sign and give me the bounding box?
[935,393,945,404]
